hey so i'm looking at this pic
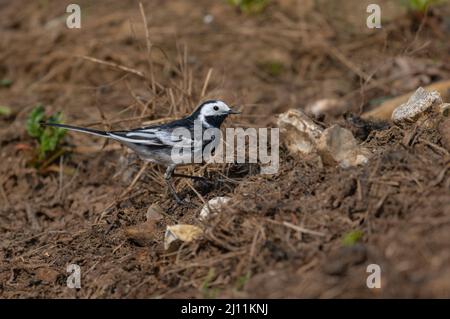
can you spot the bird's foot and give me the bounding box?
[170,190,196,207]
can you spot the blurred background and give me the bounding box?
[1,0,449,123]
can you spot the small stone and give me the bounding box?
[146,204,163,221]
[203,14,214,24]
[164,224,203,251]
[199,196,231,221]
[277,109,323,155]
[392,87,443,125]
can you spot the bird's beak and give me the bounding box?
[227,108,241,115]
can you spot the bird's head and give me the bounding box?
[191,100,240,128]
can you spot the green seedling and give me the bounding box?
[26,104,66,164]
[227,0,269,14]
[341,230,364,246]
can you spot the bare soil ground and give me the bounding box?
[0,0,449,298]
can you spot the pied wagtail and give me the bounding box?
[42,100,240,203]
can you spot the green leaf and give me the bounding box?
[26,105,45,138]
[26,104,66,162]
[342,230,364,246]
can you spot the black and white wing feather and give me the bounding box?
[107,126,199,148]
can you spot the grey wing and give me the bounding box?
[151,128,202,148]
[107,128,166,146]
[106,126,211,165]
[107,127,197,148]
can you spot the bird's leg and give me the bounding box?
[172,170,213,190]
[164,165,184,204]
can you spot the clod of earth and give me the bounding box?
[164,224,203,251]
[317,125,371,168]
[392,87,443,125]
[124,220,158,246]
[278,109,370,168]
[199,196,232,221]
[323,244,367,276]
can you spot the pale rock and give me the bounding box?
[199,196,231,221]
[317,125,370,168]
[392,87,443,125]
[164,224,203,251]
[278,109,370,167]
[277,109,323,155]
[146,204,163,221]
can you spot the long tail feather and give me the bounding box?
[40,122,109,138]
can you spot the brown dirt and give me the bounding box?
[0,0,449,298]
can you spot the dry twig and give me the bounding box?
[265,219,326,237]
[78,55,145,78]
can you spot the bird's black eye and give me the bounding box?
[213,105,219,111]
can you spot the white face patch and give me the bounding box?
[198,101,231,127]
[200,101,231,117]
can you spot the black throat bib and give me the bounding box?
[204,114,227,128]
